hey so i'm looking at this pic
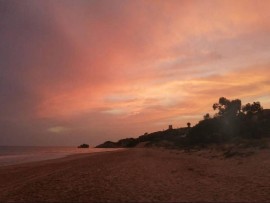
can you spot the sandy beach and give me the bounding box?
[0,148,270,202]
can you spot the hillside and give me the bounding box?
[96,97,270,149]
[96,127,189,148]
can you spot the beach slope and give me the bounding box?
[0,148,270,202]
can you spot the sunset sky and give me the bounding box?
[1,0,270,146]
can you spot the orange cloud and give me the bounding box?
[2,1,270,145]
[35,1,270,123]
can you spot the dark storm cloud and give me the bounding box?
[0,1,76,145]
[0,0,76,119]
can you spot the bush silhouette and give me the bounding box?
[96,96,270,149]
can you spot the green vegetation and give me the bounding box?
[96,97,270,149]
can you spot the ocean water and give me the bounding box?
[0,146,120,167]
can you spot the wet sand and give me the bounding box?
[0,148,270,202]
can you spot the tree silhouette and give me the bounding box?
[242,102,263,116]
[203,113,211,120]
[213,97,241,118]
[187,122,191,128]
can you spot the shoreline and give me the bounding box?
[1,148,270,202]
[0,147,125,167]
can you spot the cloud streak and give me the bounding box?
[1,0,270,145]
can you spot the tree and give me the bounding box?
[242,102,263,115]
[213,97,241,118]
[203,113,211,120]
[187,122,191,128]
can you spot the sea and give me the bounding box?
[0,146,120,167]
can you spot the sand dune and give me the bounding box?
[0,148,270,202]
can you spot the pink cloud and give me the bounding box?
[2,0,270,145]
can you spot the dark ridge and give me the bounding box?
[96,97,270,149]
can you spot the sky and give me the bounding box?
[1,0,270,146]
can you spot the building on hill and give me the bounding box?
[168,125,173,130]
